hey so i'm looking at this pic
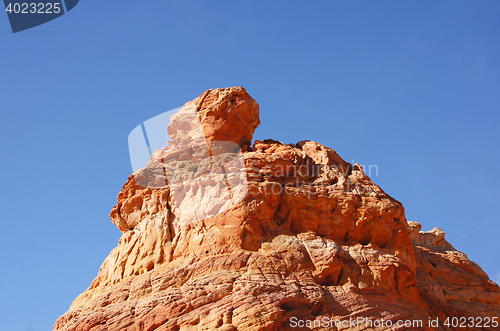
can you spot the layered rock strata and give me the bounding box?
[54,87,500,331]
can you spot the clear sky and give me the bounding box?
[1,1,499,330]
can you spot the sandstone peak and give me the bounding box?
[55,87,500,331]
[172,86,260,150]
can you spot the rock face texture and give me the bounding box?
[54,87,500,331]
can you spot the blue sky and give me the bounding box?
[1,1,499,330]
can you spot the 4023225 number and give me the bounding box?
[5,3,61,14]
[443,317,498,328]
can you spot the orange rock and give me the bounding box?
[54,88,500,331]
[164,86,260,151]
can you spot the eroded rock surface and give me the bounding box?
[54,87,500,331]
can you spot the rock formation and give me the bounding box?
[54,87,500,331]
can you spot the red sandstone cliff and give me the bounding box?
[54,87,500,331]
